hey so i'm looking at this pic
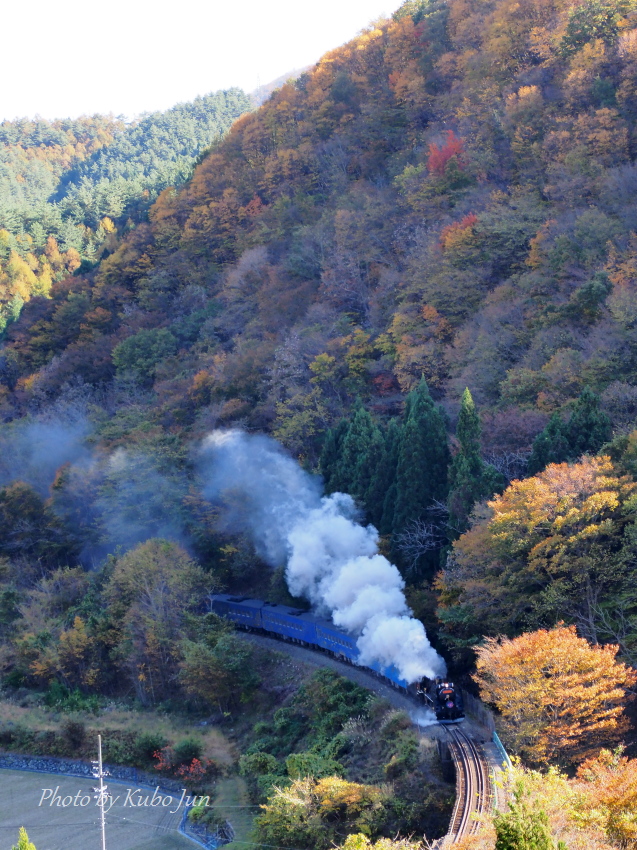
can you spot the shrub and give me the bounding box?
[44,683,100,714]
[174,737,204,765]
[239,752,280,777]
[61,719,86,752]
[134,732,169,765]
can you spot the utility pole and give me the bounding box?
[92,734,109,850]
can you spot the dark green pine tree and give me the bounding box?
[321,403,387,523]
[447,388,504,533]
[319,418,349,493]
[527,388,612,475]
[392,378,450,537]
[527,412,571,475]
[332,402,381,501]
[367,417,402,532]
[566,385,612,458]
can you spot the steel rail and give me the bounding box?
[234,627,496,846]
[442,726,493,843]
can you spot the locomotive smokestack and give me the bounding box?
[199,429,447,683]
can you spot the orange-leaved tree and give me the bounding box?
[474,625,636,765]
[436,456,637,661]
[574,747,637,848]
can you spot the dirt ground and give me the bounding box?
[0,769,193,850]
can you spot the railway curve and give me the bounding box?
[441,726,494,845]
[237,631,505,846]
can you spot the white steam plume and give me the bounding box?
[199,429,446,683]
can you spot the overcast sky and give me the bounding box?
[3,0,403,122]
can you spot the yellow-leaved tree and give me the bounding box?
[448,751,637,850]
[575,747,637,847]
[12,827,36,850]
[474,625,636,765]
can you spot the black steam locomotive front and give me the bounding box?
[433,679,464,723]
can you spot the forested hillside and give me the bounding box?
[7,0,637,444]
[1,1,637,847]
[2,0,637,664]
[0,89,252,332]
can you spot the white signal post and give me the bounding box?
[92,734,108,850]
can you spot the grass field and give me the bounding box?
[0,769,194,850]
[211,776,256,850]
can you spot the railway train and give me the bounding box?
[210,593,464,723]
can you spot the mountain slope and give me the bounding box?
[4,0,637,465]
[0,89,252,332]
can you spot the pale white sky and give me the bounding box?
[2,0,403,122]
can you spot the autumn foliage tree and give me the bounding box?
[574,747,637,847]
[474,625,636,765]
[453,748,637,850]
[104,539,211,705]
[254,776,393,850]
[437,456,637,655]
[427,130,465,175]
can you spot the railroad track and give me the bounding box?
[238,632,498,844]
[442,726,493,844]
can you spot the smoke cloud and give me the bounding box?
[0,414,91,496]
[0,413,188,562]
[199,429,446,683]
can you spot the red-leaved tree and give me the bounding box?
[427,130,465,175]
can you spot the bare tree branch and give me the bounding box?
[394,519,445,573]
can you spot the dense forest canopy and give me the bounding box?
[2,0,637,641]
[0,2,636,847]
[7,0,637,444]
[0,89,252,332]
[2,0,637,648]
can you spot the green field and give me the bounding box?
[0,769,194,850]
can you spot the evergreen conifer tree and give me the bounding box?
[377,418,402,534]
[566,385,611,458]
[319,418,348,493]
[392,378,450,538]
[330,401,381,503]
[320,405,388,524]
[527,413,570,475]
[494,784,566,850]
[527,388,611,475]
[447,388,504,533]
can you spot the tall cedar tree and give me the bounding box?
[447,388,504,533]
[528,388,612,474]
[320,406,391,528]
[319,418,349,493]
[329,402,384,507]
[392,379,450,540]
[377,418,402,534]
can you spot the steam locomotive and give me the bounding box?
[431,679,464,723]
[209,594,465,723]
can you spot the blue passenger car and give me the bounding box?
[261,604,317,644]
[368,661,409,690]
[209,594,415,701]
[315,621,359,662]
[210,595,264,629]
